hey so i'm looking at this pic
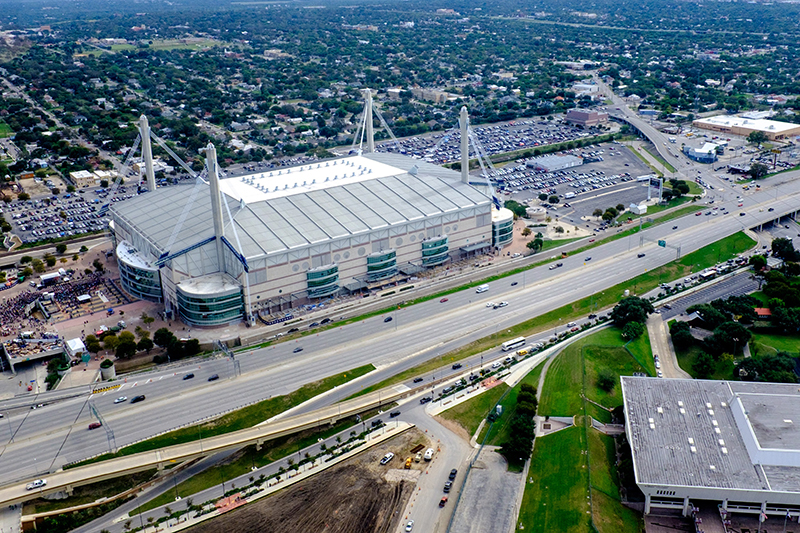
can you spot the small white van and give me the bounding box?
[476,284,489,294]
[424,448,434,461]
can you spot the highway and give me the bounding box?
[1,172,799,485]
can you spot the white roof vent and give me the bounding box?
[712,420,718,426]
[709,465,716,471]
[690,446,697,453]
[688,437,695,445]
[706,403,712,409]
[657,407,663,414]
[715,427,721,434]
[678,401,684,407]
[680,408,686,415]
[721,447,728,454]
[718,439,725,446]
[721,402,727,407]
[708,409,714,416]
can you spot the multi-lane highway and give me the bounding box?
[1,173,799,485]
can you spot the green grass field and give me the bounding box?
[0,121,12,138]
[519,426,591,533]
[69,364,375,468]
[518,327,645,532]
[438,383,509,437]
[751,333,800,355]
[642,146,677,173]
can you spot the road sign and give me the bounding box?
[658,240,666,248]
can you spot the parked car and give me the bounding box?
[439,496,448,507]
[380,452,394,465]
[449,468,458,480]
[389,411,401,418]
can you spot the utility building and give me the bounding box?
[621,377,800,520]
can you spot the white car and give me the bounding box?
[486,302,495,308]
[497,301,509,308]
[114,396,127,404]
[26,479,46,490]
[405,520,414,531]
[380,452,394,465]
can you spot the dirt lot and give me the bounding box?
[189,429,429,533]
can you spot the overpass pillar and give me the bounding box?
[256,439,264,451]
[65,485,74,496]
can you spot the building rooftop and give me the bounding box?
[621,377,800,493]
[693,115,800,134]
[112,152,491,261]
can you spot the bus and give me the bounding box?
[502,337,526,352]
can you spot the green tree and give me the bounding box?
[538,193,548,201]
[44,254,56,267]
[669,321,695,349]
[118,331,135,344]
[32,259,46,273]
[18,192,30,201]
[622,321,644,339]
[56,243,67,254]
[597,368,616,392]
[526,238,543,252]
[548,195,559,204]
[592,208,603,218]
[747,131,768,145]
[692,351,716,379]
[153,328,175,348]
[521,227,531,237]
[748,162,769,180]
[115,340,137,359]
[705,321,752,355]
[611,297,654,327]
[137,337,154,353]
[185,338,201,357]
[20,255,32,264]
[772,237,800,262]
[749,255,767,271]
[103,334,118,354]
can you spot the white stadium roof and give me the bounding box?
[111,153,491,261]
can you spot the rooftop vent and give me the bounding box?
[657,407,663,414]
[718,439,725,446]
[721,447,728,454]
[706,403,712,409]
[688,437,695,445]
[678,401,684,407]
[680,408,686,415]
[690,446,697,454]
[709,465,716,471]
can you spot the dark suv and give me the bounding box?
[130,395,146,404]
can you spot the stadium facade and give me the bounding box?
[111,109,513,327]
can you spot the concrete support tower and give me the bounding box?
[202,143,227,269]
[364,89,375,153]
[138,115,157,192]
[459,106,470,184]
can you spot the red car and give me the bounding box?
[439,496,448,508]
[439,298,449,303]
[571,327,580,332]
[589,239,595,242]
[695,212,702,216]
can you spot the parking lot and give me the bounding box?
[370,117,601,165]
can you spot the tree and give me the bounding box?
[80,245,88,252]
[153,327,175,348]
[692,351,716,378]
[592,208,603,219]
[103,334,118,354]
[553,226,564,234]
[504,200,527,218]
[747,131,768,145]
[611,297,654,327]
[137,337,155,353]
[185,338,201,357]
[772,237,800,262]
[538,193,548,201]
[526,238,543,252]
[20,255,32,264]
[705,321,752,355]
[669,321,695,349]
[622,321,644,339]
[521,227,531,237]
[548,195,559,204]
[22,266,33,277]
[18,192,29,201]
[118,331,135,344]
[141,312,155,328]
[685,303,728,329]
[92,259,104,272]
[748,162,769,180]
[44,254,56,267]
[56,243,67,254]
[32,259,46,273]
[116,340,137,359]
[615,203,625,212]
[749,254,767,271]
[597,368,616,392]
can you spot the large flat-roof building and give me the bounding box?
[565,109,608,128]
[621,377,800,520]
[693,115,800,141]
[111,152,499,327]
[525,153,583,172]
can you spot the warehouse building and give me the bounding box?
[565,109,608,128]
[111,108,509,327]
[621,377,800,520]
[693,115,800,141]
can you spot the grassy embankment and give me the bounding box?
[518,327,646,533]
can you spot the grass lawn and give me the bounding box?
[626,145,663,176]
[69,364,375,468]
[674,344,735,379]
[518,327,646,533]
[642,146,677,173]
[439,383,510,438]
[749,291,769,305]
[751,333,800,355]
[484,362,546,446]
[541,237,582,252]
[625,331,655,376]
[685,180,703,195]
[518,426,591,533]
[0,120,13,138]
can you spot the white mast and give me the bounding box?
[138,115,157,192]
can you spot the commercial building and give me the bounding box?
[565,109,609,128]
[693,115,800,141]
[683,142,720,163]
[621,377,800,520]
[69,169,120,188]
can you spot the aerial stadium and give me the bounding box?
[110,101,513,327]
